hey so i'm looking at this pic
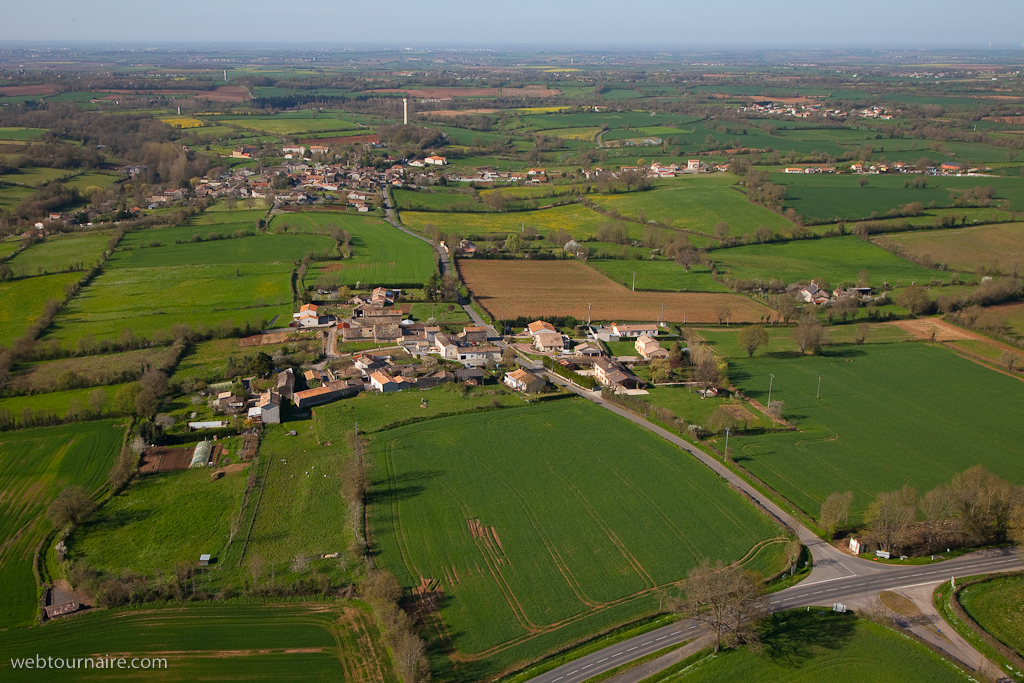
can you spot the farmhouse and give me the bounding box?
[293,381,360,408]
[611,322,659,338]
[257,391,282,424]
[370,370,412,393]
[635,334,668,360]
[424,155,448,166]
[504,368,546,393]
[527,320,557,337]
[276,368,296,400]
[460,326,489,343]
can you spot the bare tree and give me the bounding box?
[866,485,918,553]
[737,326,768,357]
[819,491,854,539]
[714,305,732,325]
[999,351,1019,373]
[48,487,96,528]
[1009,504,1024,549]
[672,559,769,653]
[765,400,785,421]
[792,314,828,354]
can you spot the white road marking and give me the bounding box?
[656,635,668,641]
[642,640,652,645]
[582,664,592,670]
[627,647,637,652]
[597,658,607,663]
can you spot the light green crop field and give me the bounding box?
[0,167,71,186]
[0,127,48,141]
[108,233,333,268]
[216,117,361,135]
[369,399,785,673]
[273,212,436,286]
[958,575,1024,657]
[710,235,949,286]
[61,172,121,192]
[0,185,34,212]
[399,204,614,239]
[0,421,125,627]
[875,222,1024,273]
[589,185,793,238]
[6,232,111,275]
[394,189,483,211]
[728,344,1024,522]
[0,271,83,346]
[651,612,969,683]
[696,323,915,359]
[0,384,131,421]
[69,465,248,576]
[45,264,293,346]
[0,602,398,682]
[587,259,732,292]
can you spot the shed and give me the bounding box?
[199,554,211,566]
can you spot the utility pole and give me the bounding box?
[632,272,636,292]
[588,303,592,326]
[768,373,775,407]
[723,427,730,462]
[817,375,821,399]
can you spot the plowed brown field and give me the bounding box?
[358,86,561,98]
[459,260,771,323]
[0,84,59,96]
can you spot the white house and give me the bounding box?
[424,155,448,166]
[611,323,659,338]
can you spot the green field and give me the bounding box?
[696,323,915,359]
[589,182,793,238]
[649,612,970,683]
[394,189,483,212]
[0,271,83,346]
[727,344,1024,522]
[8,345,176,394]
[272,212,436,286]
[588,259,731,292]
[7,232,111,276]
[108,233,333,268]
[711,235,948,287]
[215,116,361,135]
[45,264,292,346]
[0,166,71,186]
[958,575,1024,658]
[69,464,248,576]
[876,222,1024,273]
[0,384,131,422]
[0,127,48,141]
[0,421,125,627]
[400,203,613,239]
[0,602,397,682]
[369,399,785,672]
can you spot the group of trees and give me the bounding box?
[824,466,1024,555]
[360,571,430,683]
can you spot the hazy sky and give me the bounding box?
[2,0,1023,48]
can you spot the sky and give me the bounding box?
[2,0,1023,48]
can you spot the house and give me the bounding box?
[798,281,831,305]
[371,287,395,306]
[310,145,330,155]
[941,161,964,174]
[293,303,319,324]
[433,333,460,360]
[353,354,387,375]
[369,370,411,393]
[504,368,546,393]
[611,323,659,338]
[304,369,328,386]
[257,391,282,424]
[282,145,306,155]
[455,367,485,385]
[461,326,489,344]
[293,381,360,408]
[415,370,456,389]
[593,358,642,391]
[455,345,502,366]
[534,331,565,353]
[784,167,804,174]
[424,155,448,166]
[635,334,669,360]
[527,320,557,337]
[574,342,603,357]
[459,239,477,255]
[276,368,296,400]
[687,159,702,171]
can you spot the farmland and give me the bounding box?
[69,464,248,577]
[458,259,772,323]
[710,235,949,287]
[44,263,293,346]
[875,222,1024,273]
[587,259,731,293]
[212,116,362,135]
[0,602,397,682]
[107,233,333,268]
[0,271,83,347]
[958,575,1024,657]
[6,345,179,395]
[727,344,1024,523]
[0,383,130,421]
[369,400,786,672]
[6,232,111,275]
[271,212,436,286]
[589,182,794,238]
[400,204,613,239]
[0,421,125,627]
[650,612,969,683]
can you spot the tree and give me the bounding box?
[765,400,785,421]
[854,323,871,346]
[896,285,932,315]
[48,486,96,528]
[672,559,769,653]
[1009,504,1024,549]
[674,248,699,272]
[866,485,918,553]
[792,314,827,354]
[483,189,506,211]
[247,351,274,378]
[87,388,108,417]
[714,305,731,325]
[737,326,768,357]
[503,233,522,253]
[692,357,721,389]
[999,350,1019,373]
[112,382,141,415]
[713,222,730,241]
[820,491,854,539]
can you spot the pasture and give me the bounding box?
[0,421,125,627]
[459,259,772,323]
[587,259,731,293]
[0,384,131,423]
[0,271,83,347]
[711,235,948,287]
[6,232,111,276]
[400,204,613,239]
[271,212,436,286]
[69,464,248,577]
[958,575,1024,657]
[45,263,293,346]
[0,127,48,141]
[0,166,71,186]
[214,116,361,135]
[652,612,969,683]
[875,222,1024,273]
[0,602,397,682]
[727,344,1024,523]
[588,183,793,238]
[7,345,178,395]
[696,323,915,359]
[369,400,785,671]
[108,233,334,268]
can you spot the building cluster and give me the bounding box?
[849,160,975,176]
[795,281,876,306]
[738,101,849,118]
